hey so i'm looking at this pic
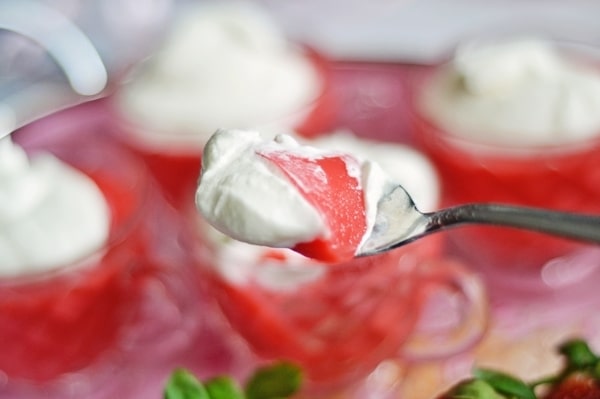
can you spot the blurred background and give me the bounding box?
[3,0,600,128]
[5,0,600,83]
[3,1,600,398]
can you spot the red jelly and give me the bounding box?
[410,66,600,283]
[259,150,367,262]
[1,126,157,382]
[197,233,485,394]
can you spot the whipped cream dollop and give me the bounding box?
[197,128,440,289]
[196,128,439,253]
[420,38,600,146]
[0,137,110,277]
[197,129,329,248]
[118,2,322,150]
[202,226,325,291]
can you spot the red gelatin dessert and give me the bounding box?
[111,2,335,208]
[0,119,156,383]
[410,37,600,288]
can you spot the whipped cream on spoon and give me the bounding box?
[196,129,600,262]
[358,182,600,257]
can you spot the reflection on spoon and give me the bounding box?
[358,182,600,257]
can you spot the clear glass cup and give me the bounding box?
[193,222,488,397]
[407,40,600,296]
[2,101,195,385]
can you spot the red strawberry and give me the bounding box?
[539,340,600,399]
[435,339,600,399]
[543,372,600,399]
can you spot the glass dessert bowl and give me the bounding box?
[193,130,488,396]
[408,37,600,295]
[110,2,335,209]
[0,103,197,386]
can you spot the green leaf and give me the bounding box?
[245,362,303,399]
[205,376,245,399]
[164,369,210,399]
[559,339,598,368]
[474,368,536,399]
[447,379,505,399]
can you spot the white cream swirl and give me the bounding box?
[118,2,322,151]
[420,38,600,146]
[0,138,110,277]
[196,129,327,248]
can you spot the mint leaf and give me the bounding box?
[245,362,302,399]
[164,369,210,399]
[559,339,598,368]
[205,376,244,399]
[474,368,536,399]
[447,379,505,399]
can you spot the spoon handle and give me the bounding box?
[426,204,600,243]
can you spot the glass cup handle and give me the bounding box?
[400,258,489,361]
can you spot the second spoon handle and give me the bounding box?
[425,204,600,243]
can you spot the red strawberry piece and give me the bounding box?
[543,373,600,399]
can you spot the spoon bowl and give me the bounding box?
[358,183,600,257]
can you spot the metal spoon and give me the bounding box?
[357,182,600,257]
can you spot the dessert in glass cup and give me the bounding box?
[194,129,488,396]
[112,2,334,208]
[0,109,164,385]
[409,37,600,294]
